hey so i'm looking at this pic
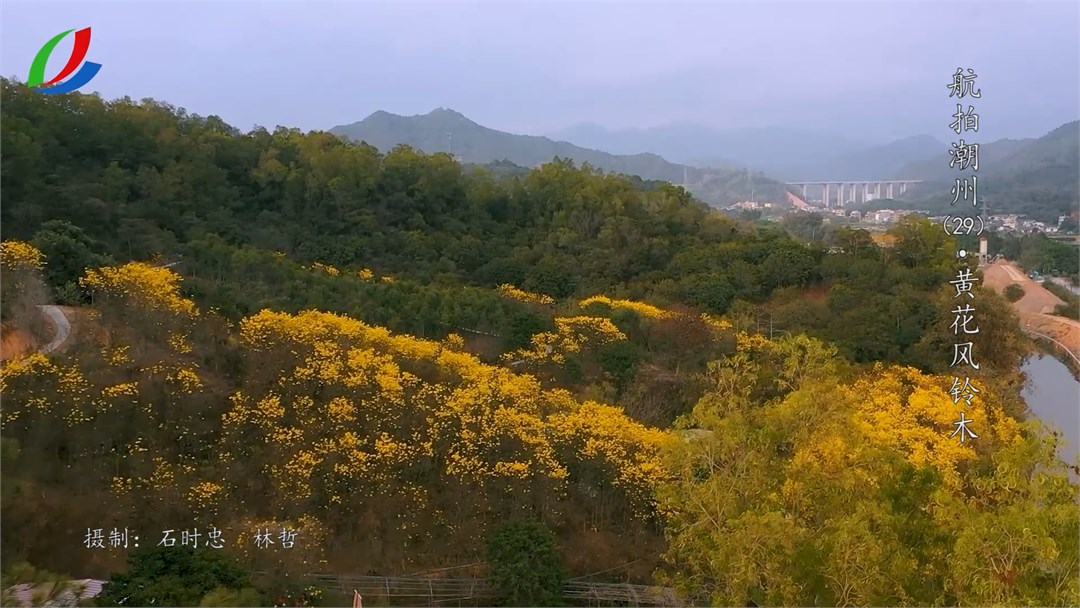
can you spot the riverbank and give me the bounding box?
[1022,353,1080,473]
[1026,331,1080,381]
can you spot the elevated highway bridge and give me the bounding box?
[786,180,923,208]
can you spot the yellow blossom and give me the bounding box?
[0,241,44,271]
[80,262,198,318]
[497,284,555,305]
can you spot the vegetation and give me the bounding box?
[1004,283,1025,302]
[1043,280,1080,320]
[657,333,1077,607]
[0,561,97,607]
[486,521,565,607]
[96,546,254,607]
[988,232,1080,279]
[330,108,794,206]
[0,79,1075,607]
[893,121,1079,224]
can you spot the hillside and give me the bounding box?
[892,121,1079,222]
[891,137,1035,182]
[808,134,944,181]
[1,78,1077,607]
[330,109,794,206]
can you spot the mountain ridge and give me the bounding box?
[544,122,955,181]
[330,109,794,206]
[887,121,1079,222]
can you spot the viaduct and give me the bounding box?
[786,180,923,208]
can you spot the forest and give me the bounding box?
[0,78,1077,607]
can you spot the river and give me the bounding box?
[1022,353,1080,468]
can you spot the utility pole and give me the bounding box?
[447,132,453,155]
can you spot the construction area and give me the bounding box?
[981,260,1080,373]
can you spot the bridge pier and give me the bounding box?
[786,180,922,208]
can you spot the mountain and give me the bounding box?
[891,137,1035,182]
[333,109,680,181]
[889,121,1079,223]
[330,109,794,206]
[547,122,865,179]
[548,123,954,182]
[809,135,945,181]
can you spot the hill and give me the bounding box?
[548,123,950,182]
[889,121,1079,222]
[547,122,864,177]
[330,109,794,206]
[2,78,1076,607]
[807,135,944,181]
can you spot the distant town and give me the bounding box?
[725,199,1076,236]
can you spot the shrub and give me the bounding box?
[1003,283,1024,302]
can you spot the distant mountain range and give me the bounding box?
[546,123,945,182]
[330,110,1078,220]
[892,121,1079,223]
[330,109,793,206]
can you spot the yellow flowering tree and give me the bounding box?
[497,284,555,306]
[80,262,200,353]
[657,332,1078,607]
[0,240,48,325]
[503,316,627,369]
[218,309,663,566]
[579,295,671,320]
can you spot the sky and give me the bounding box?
[1,0,1077,144]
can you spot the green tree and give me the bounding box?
[1004,283,1025,302]
[487,521,565,607]
[96,546,250,607]
[31,220,113,305]
[599,339,644,392]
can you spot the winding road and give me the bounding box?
[36,305,72,354]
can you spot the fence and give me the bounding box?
[293,573,681,607]
[1021,325,1080,376]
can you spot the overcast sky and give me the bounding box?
[1,1,1077,143]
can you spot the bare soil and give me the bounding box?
[982,261,1066,314]
[983,260,1080,362]
[0,323,34,361]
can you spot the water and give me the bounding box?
[1022,353,1080,468]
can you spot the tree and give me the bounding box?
[1004,283,1025,302]
[657,334,1078,607]
[486,521,565,607]
[30,220,113,304]
[96,546,251,607]
[0,241,50,340]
